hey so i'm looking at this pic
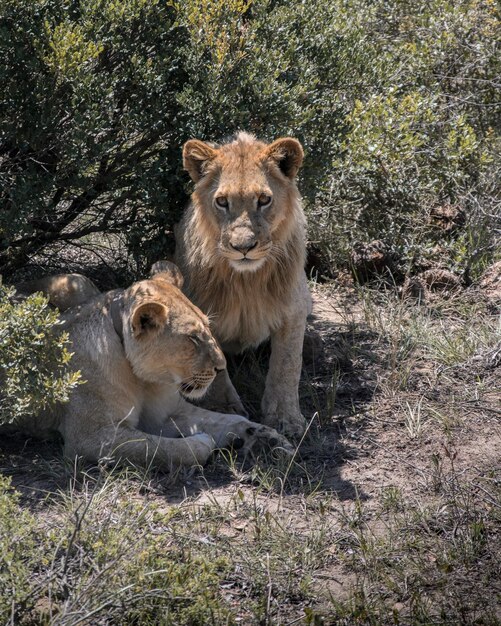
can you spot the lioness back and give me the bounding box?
[15,273,100,311]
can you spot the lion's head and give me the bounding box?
[182,132,304,273]
[120,262,226,399]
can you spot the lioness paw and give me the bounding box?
[226,422,294,458]
[185,433,216,465]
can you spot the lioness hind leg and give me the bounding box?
[16,273,100,311]
[64,426,215,470]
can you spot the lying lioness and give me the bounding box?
[6,263,292,469]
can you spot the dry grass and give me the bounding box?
[1,279,500,625]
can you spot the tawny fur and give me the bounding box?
[16,273,100,311]
[176,132,312,437]
[4,262,293,469]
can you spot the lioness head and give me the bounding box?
[183,132,304,273]
[121,262,226,398]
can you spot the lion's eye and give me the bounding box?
[188,334,200,346]
[257,194,272,208]
[215,196,229,210]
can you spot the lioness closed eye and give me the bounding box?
[176,132,312,438]
[4,262,292,469]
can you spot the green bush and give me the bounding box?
[308,0,500,280]
[0,0,189,275]
[0,0,338,276]
[0,474,234,625]
[0,0,498,280]
[0,283,80,426]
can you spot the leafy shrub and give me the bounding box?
[0,0,338,277]
[0,283,80,426]
[0,475,234,625]
[308,0,500,281]
[0,475,40,622]
[0,0,498,281]
[0,0,189,275]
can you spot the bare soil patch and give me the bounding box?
[1,277,500,625]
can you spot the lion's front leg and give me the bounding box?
[261,307,308,439]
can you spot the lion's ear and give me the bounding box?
[183,139,218,182]
[264,138,304,179]
[131,302,168,338]
[150,260,184,289]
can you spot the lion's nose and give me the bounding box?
[230,241,258,255]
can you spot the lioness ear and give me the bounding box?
[150,260,184,289]
[131,302,168,338]
[264,138,304,179]
[183,139,218,182]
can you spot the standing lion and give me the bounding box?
[175,132,311,438]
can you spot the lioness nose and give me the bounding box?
[230,241,258,255]
[214,350,226,372]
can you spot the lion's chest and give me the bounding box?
[204,290,284,351]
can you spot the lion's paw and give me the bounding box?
[261,409,307,440]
